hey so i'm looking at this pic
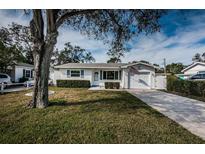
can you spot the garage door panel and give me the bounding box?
[129,72,150,89]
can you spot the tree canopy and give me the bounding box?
[0,41,25,72]
[166,63,184,74]
[192,52,205,62]
[52,42,95,65]
[0,23,33,64]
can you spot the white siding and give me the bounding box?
[52,64,155,89]
[122,68,129,88]
[15,66,33,82]
[53,68,92,85]
[53,68,123,87]
[184,64,205,75]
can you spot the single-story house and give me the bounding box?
[52,62,157,89]
[182,62,205,76]
[10,63,34,82]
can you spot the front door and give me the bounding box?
[93,71,99,85]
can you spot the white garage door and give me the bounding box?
[129,72,151,89]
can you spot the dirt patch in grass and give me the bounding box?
[0,87,204,143]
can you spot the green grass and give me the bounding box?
[0,87,204,143]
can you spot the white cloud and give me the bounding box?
[0,10,30,27]
[122,22,205,66]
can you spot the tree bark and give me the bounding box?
[29,10,58,108]
[31,37,57,108]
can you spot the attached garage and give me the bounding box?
[129,72,151,89]
[121,62,156,89]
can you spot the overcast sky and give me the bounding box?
[1,10,205,66]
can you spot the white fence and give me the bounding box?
[0,82,30,94]
[155,75,167,90]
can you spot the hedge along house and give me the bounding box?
[52,62,157,89]
[10,63,34,82]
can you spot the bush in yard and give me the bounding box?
[167,75,205,97]
[56,80,90,88]
[105,82,120,89]
[19,77,29,83]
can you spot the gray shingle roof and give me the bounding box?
[54,62,156,69]
[16,63,34,67]
[54,63,127,69]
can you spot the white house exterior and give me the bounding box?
[11,63,34,82]
[182,62,205,76]
[52,62,157,89]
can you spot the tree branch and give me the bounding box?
[56,9,97,28]
[105,10,122,28]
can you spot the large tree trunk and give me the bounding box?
[29,10,58,108]
[31,38,57,108]
[32,46,49,108]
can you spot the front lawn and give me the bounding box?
[0,87,204,143]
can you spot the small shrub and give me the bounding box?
[19,77,29,83]
[105,82,120,89]
[56,80,90,88]
[167,75,205,98]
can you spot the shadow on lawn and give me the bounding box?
[48,96,162,117]
[49,97,125,107]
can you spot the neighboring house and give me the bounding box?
[10,63,34,82]
[52,62,157,89]
[182,62,205,76]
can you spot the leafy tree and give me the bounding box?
[202,52,205,62]
[139,60,150,64]
[153,63,160,67]
[107,57,121,63]
[0,23,34,64]
[166,63,184,74]
[192,53,202,62]
[0,41,25,72]
[29,9,165,108]
[128,60,150,64]
[53,42,95,65]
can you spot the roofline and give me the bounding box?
[15,63,34,67]
[121,62,156,69]
[54,62,157,69]
[54,66,121,69]
[182,62,205,72]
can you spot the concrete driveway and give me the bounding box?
[127,89,205,140]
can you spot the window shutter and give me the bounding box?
[23,69,25,77]
[31,70,33,78]
[100,70,102,80]
[67,70,70,78]
[81,70,84,78]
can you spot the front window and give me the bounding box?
[103,71,119,80]
[71,70,80,77]
[25,70,31,78]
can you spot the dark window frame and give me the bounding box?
[71,70,81,77]
[102,71,120,80]
[25,70,31,78]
